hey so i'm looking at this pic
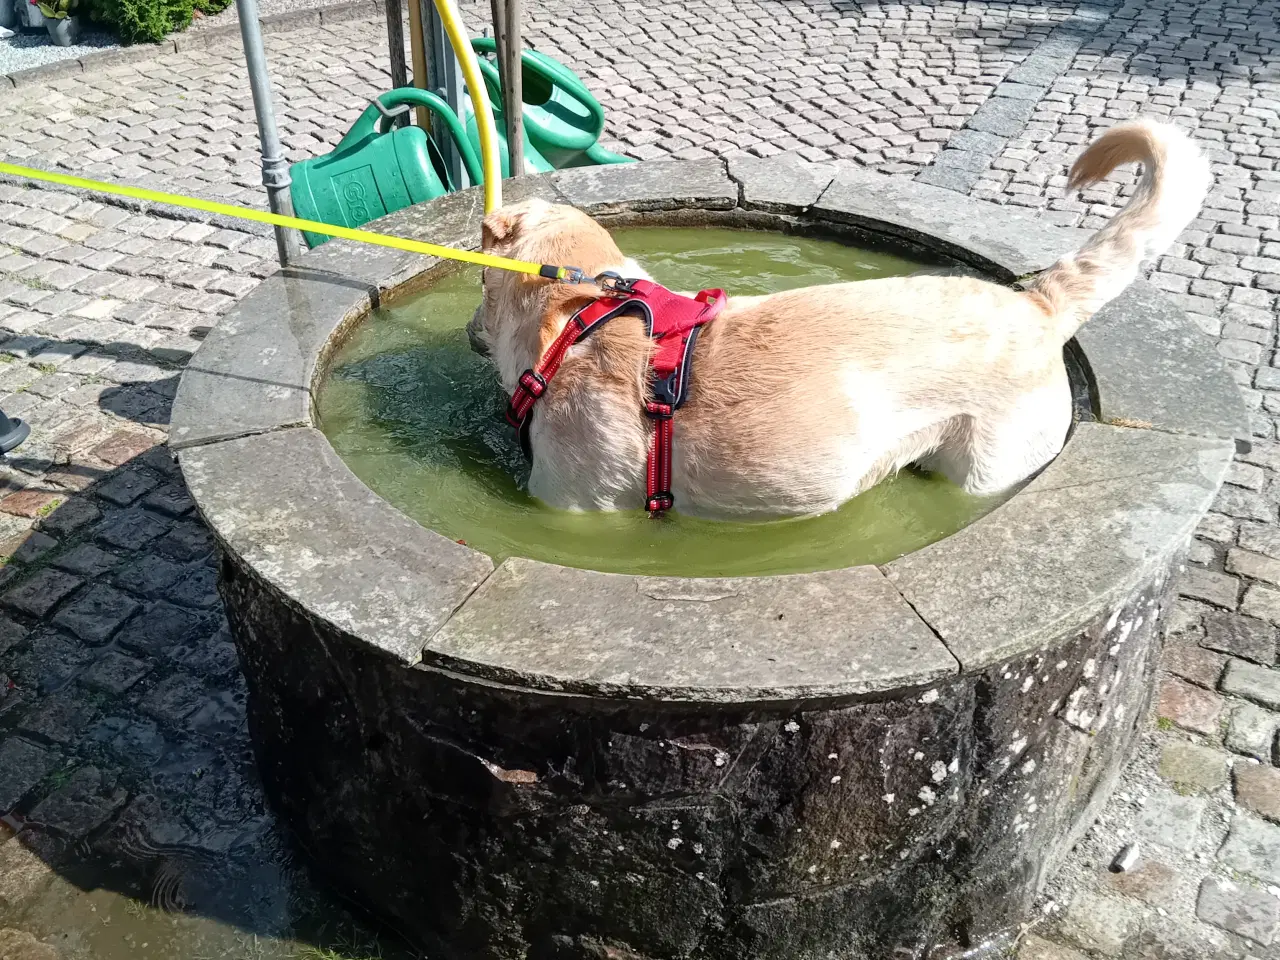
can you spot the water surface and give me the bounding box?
[318,227,1005,577]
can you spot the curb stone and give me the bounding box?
[0,0,380,89]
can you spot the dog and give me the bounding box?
[466,120,1211,519]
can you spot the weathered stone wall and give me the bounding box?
[221,550,1173,960]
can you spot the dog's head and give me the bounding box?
[467,198,642,390]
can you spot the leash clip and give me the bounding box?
[538,265,591,285]
[595,271,637,297]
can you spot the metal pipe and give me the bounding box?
[490,0,524,177]
[406,0,429,131]
[423,0,466,189]
[502,0,523,177]
[385,0,408,98]
[435,0,502,209]
[235,0,303,265]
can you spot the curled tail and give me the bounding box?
[1026,119,1212,343]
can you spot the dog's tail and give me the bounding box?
[1026,120,1212,343]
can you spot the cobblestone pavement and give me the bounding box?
[0,0,1278,957]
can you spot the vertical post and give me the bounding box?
[498,0,523,176]
[489,0,506,168]
[385,0,408,96]
[236,0,302,265]
[422,0,468,189]
[406,0,429,130]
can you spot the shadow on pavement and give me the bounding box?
[0,443,421,960]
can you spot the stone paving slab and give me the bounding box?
[0,0,1277,958]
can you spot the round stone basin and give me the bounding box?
[171,159,1247,960]
[315,226,1011,578]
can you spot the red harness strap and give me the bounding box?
[505,278,725,515]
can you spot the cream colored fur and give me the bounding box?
[467,120,1211,518]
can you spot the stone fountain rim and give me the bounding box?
[171,157,1246,705]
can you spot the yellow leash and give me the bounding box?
[0,161,590,284]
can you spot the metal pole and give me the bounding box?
[489,0,506,166]
[422,0,467,188]
[497,0,523,176]
[385,0,408,95]
[236,0,303,265]
[406,0,429,130]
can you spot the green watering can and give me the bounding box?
[466,37,632,175]
[290,88,483,249]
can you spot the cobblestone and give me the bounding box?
[1156,677,1224,735]
[0,491,61,519]
[15,693,98,746]
[1240,583,1280,629]
[1133,789,1207,850]
[93,509,170,550]
[49,584,139,645]
[1103,859,1178,904]
[1177,566,1242,608]
[1234,763,1280,823]
[1196,877,1279,946]
[1219,814,1280,886]
[1157,741,1231,793]
[25,767,127,842]
[1061,891,1142,956]
[1,570,82,619]
[0,738,58,812]
[1222,658,1280,710]
[49,544,120,578]
[139,672,206,724]
[1226,702,1280,762]
[78,651,151,696]
[1164,633,1228,689]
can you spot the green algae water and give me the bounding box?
[317,227,1005,577]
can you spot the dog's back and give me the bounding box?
[479,122,1211,515]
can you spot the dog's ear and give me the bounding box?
[482,198,554,252]
[539,289,599,355]
[481,210,518,252]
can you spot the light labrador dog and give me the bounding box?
[467,120,1211,519]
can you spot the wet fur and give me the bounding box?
[468,120,1211,519]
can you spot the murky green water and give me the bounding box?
[317,227,1005,577]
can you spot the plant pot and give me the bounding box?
[19,0,45,28]
[45,12,79,43]
[0,0,17,30]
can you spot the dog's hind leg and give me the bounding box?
[952,376,1072,497]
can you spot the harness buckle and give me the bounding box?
[650,373,680,409]
[645,401,673,420]
[646,492,674,514]
[505,369,547,428]
[518,370,547,398]
[595,271,636,296]
[541,265,590,285]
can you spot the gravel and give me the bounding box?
[188,0,355,29]
[0,0,356,76]
[0,22,116,73]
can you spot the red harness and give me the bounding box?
[505,278,725,515]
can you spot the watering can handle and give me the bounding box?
[469,37,605,140]
[337,89,485,188]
